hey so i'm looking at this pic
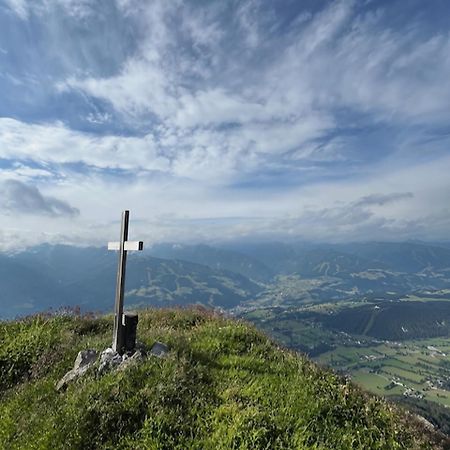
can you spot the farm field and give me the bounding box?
[315,339,450,408]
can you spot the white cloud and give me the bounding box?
[0,114,338,184]
[174,89,266,128]
[1,151,450,250]
[1,0,450,248]
[64,58,177,120]
[86,112,112,125]
[57,0,450,173]
[0,118,169,172]
[1,151,446,247]
[0,163,54,182]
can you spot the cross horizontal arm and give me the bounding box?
[108,241,144,251]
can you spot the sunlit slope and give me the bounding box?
[0,308,443,449]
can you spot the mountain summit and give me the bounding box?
[0,307,446,449]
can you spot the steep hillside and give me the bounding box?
[0,247,263,318]
[0,308,446,449]
[71,255,263,310]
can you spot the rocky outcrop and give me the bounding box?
[56,342,169,390]
[150,341,169,358]
[56,349,98,391]
[117,350,144,372]
[98,348,123,374]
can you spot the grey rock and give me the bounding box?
[98,348,123,374]
[117,350,144,372]
[56,349,98,391]
[56,369,77,391]
[150,342,169,358]
[74,349,98,373]
[57,343,154,390]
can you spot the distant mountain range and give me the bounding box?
[1,241,450,319]
[0,244,263,319]
[222,241,450,276]
[150,243,275,282]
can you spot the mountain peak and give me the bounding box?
[0,307,445,449]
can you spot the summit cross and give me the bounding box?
[108,210,144,353]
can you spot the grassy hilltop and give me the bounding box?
[0,308,446,449]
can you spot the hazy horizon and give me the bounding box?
[3,237,450,255]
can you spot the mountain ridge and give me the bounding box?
[3,240,450,319]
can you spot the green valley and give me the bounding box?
[240,299,450,435]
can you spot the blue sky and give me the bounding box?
[0,0,449,249]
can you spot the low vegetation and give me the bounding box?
[0,307,446,449]
[243,303,450,437]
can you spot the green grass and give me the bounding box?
[352,370,390,393]
[0,308,443,449]
[381,366,424,384]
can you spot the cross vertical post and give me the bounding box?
[108,210,144,354]
[112,210,129,353]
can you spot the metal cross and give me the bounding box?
[108,210,144,353]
